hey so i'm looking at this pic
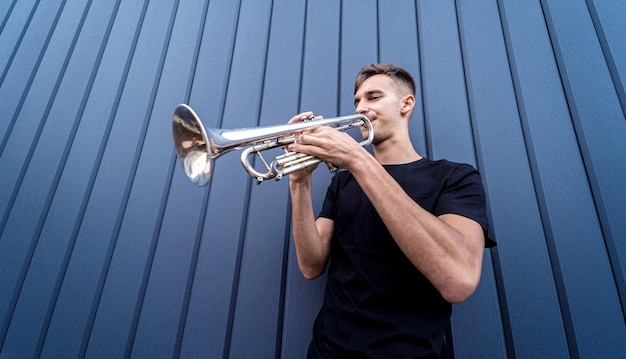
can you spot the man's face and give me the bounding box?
[354,74,407,143]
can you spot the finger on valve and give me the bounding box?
[288,112,314,124]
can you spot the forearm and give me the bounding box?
[348,156,484,303]
[289,179,331,279]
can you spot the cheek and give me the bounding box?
[369,124,385,144]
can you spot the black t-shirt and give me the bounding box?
[309,158,494,358]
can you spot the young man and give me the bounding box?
[287,64,495,358]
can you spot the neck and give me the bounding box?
[373,136,422,165]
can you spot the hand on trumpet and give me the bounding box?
[285,112,321,183]
[286,112,369,182]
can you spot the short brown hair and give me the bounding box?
[354,63,416,96]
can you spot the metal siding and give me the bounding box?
[0,0,116,356]
[228,0,299,357]
[242,0,309,357]
[416,2,506,357]
[0,2,18,33]
[200,0,277,356]
[586,0,626,114]
[1,1,625,358]
[379,0,427,157]
[457,0,569,357]
[0,0,102,353]
[40,1,153,357]
[83,0,207,358]
[282,2,342,358]
[0,0,65,149]
[177,1,241,358]
[543,0,626,317]
[500,1,626,357]
[340,0,378,115]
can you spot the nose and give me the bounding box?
[355,103,368,115]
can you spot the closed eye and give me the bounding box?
[355,89,384,107]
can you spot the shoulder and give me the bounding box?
[426,159,481,184]
[391,158,478,181]
[429,158,477,172]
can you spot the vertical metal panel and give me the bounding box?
[416,2,506,357]
[233,0,308,356]
[217,0,281,356]
[340,0,378,115]
[379,0,427,156]
[281,1,342,358]
[543,0,626,315]
[1,0,625,358]
[500,0,626,357]
[0,0,39,97]
[0,0,65,146]
[457,0,569,357]
[0,0,64,229]
[0,0,99,353]
[37,1,151,357]
[586,0,626,115]
[0,1,18,32]
[418,0,473,161]
[176,1,241,358]
[117,0,207,356]
[81,0,207,358]
[0,0,119,356]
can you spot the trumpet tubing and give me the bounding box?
[172,104,373,186]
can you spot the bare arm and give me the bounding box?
[289,178,333,279]
[287,112,334,280]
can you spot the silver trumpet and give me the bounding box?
[172,104,373,186]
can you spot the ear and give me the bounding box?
[400,94,415,116]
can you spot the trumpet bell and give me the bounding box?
[172,104,213,186]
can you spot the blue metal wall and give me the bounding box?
[1,0,624,358]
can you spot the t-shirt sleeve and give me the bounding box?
[318,175,339,220]
[435,164,496,248]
